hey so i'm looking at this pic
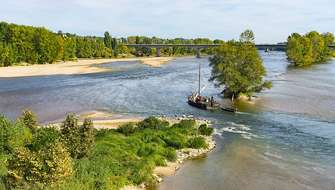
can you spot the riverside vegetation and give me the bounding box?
[0,111,214,190]
[0,21,221,67]
[209,30,272,99]
[286,31,334,67]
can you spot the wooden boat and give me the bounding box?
[187,62,236,113]
[187,62,220,110]
[220,106,237,113]
[188,93,220,110]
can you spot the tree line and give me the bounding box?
[0,21,222,67]
[286,31,334,67]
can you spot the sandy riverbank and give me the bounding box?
[0,57,174,78]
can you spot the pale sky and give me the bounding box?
[0,0,334,43]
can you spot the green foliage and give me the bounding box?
[19,109,38,132]
[104,31,113,49]
[209,30,271,98]
[138,116,169,130]
[0,22,113,66]
[0,115,32,154]
[0,21,229,66]
[1,112,211,190]
[287,31,334,67]
[187,137,208,149]
[162,147,177,162]
[239,29,255,43]
[30,127,60,151]
[117,122,137,136]
[6,141,73,189]
[60,114,81,158]
[79,119,95,158]
[198,124,214,136]
[60,114,95,159]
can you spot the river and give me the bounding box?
[0,52,335,190]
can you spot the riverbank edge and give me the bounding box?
[0,56,176,78]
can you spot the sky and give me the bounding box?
[0,0,334,43]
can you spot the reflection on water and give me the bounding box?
[0,53,335,190]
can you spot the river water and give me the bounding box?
[0,52,335,190]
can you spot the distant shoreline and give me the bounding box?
[0,56,175,78]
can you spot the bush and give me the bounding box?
[187,137,208,149]
[117,123,136,136]
[0,115,32,154]
[138,117,169,130]
[170,119,197,136]
[6,142,73,189]
[178,119,196,129]
[60,114,95,159]
[30,127,60,151]
[161,133,187,149]
[19,110,38,132]
[137,144,156,157]
[162,147,177,162]
[198,124,214,136]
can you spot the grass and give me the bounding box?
[1,114,212,190]
[58,117,210,190]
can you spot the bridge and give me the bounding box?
[126,44,335,58]
[125,44,287,58]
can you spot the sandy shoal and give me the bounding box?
[0,57,174,78]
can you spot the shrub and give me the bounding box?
[79,119,95,158]
[187,137,208,149]
[117,123,136,136]
[18,110,38,132]
[138,117,169,130]
[0,115,32,154]
[162,147,177,162]
[179,119,196,129]
[6,142,73,189]
[161,133,187,149]
[30,127,60,151]
[198,124,214,136]
[137,144,156,157]
[60,114,95,159]
[151,154,167,166]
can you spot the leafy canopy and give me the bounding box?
[286,31,334,67]
[209,30,271,98]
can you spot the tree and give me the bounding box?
[60,114,81,158]
[286,31,334,67]
[112,38,118,57]
[6,142,73,189]
[0,115,32,154]
[79,118,94,158]
[239,29,255,43]
[209,31,271,98]
[60,114,95,159]
[18,110,38,132]
[103,31,112,48]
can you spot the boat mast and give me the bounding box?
[198,62,201,96]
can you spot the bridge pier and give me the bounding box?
[156,47,161,57]
[196,48,201,58]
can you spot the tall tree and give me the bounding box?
[209,30,271,98]
[239,29,255,43]
[103,31,112,48]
